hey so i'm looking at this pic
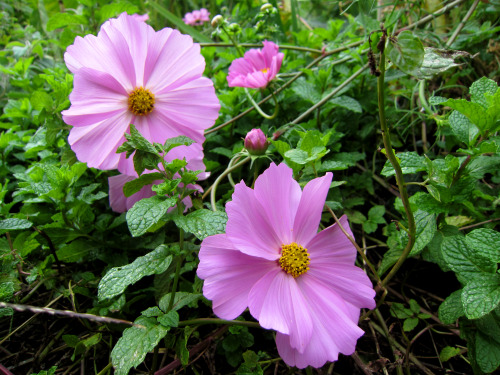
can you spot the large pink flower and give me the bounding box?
[197,163,375,368]
[62,13,220,173]
[183,8,210,26]
[108,143,209,212]
[227,41,284,89]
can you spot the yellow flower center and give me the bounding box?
[260,68,269,74]
[279,242,310,278]
[128,87,155,116]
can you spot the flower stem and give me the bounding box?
[244,88,279,120]
[210,156,251,211]
[377,49,416,288]
[178,318,261,328]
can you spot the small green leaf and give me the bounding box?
[159,292,202,312]
[439,346,462,362]
[411,48,469,79]
[386,31,425,74]
[173,209,227,240]
[98,245,173,300]
[462,274,500,319]
[56,239,97,263]
[0,218,32,232]
[163,136,195,153]
[123,173,164,197]
[439,289,464,324]
[126,196,176,237]
[284,149,309,165]
[470,77,498,108]
[448,110,479,146]
[403,317,419,332]
[111,316,170,375]
[410,210,437,256]
[443,99,494,132]
[476,331,500,373]
[330,96,362,113]
[381,152,426,177]
[46,13,88,31]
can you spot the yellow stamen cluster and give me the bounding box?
[279,242,310,278]
[260,68,270,74]
[128,87,155,116]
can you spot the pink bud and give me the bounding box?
[244,129,269,155]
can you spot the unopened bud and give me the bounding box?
[244,129,269,155]
[211,14,223,28]
[227,22,241,34]
[260,3,273,12]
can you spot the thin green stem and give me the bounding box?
[378,50,416,288]
[210,156,251,211]
[243,88,279,120]
[446,0,480,47]
[200,42,324,54]
[178,318,261,328]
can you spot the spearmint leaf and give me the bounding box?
[126,196,176,237]
[111,316,170,375]
[438,289,464,324]
[159,292,202,312]
[443,99,493,132]
[439,346,462,362]
[410,210,437,256]
[476,331,500,373]
[46,13,88,31]
[462,274,500,319]
[163,136,195,153]
[465,155,500,179]
[429,96,448,105]
[123,173,164,197]
[470,77,498,108]
[441,234,496,282]
[381,152,426,177]
[56,239,98,263]
[0,218,32,232]
[158,310,179,328]
[403,317,419,332]
[410,48,468,79]
[173,209,227,240]
[448,110,479,146]
[466,229,500,263]
[330,96,362,113]
[285,149,309,165]
[125,124,158,155]
[98,245,173,300]
[386,31,424,74]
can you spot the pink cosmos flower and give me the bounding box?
[227,41,284,89]
[183,8,210,26]
[197,163,376,368]
[62,13,220,174]
[108,143,209,212]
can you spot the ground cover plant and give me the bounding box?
[1,0,499,374]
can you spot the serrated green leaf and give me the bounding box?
[126,196,176,237]
[466,229,500,263]
[56,239,97,263]
[470,77,498,108]
[111,316,170,375]
[386,31,424,74]
[163,136,195,153]
[285,149,309,165]
[173,209,227,240]
[158,310,179,328]
[159,292,202,312]
[123,173,164,197]
[98,245,173,300]
[403,317,419,332]
[330,96,362,113]
[476,331,500,373]
[448,110,479,146]
[443,99,494,132]
[378,246,403,276]
[462,274,500,319]
[439,289,464,324]
[0,218,32,232]
[381,152,426,177]
[411,48,469,79]
[439,346,462,362]
[441,234,496,281]
[429,96,448,105]
[0,281,15,301]
[410,210,437,256]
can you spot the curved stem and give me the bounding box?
[210,156,251,211]
[244,88,279,120]
[378,50,416,287]
[178,317,261,328]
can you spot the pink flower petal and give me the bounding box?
[197,234,273,320]
[253,163,301,245]
[248,270,313,353]
[292,172,332,245]
[225,182,282,260]
[276,277,366,368]
[68,111,132,170]
[306,215,357,264]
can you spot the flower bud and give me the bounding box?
[244,129,269,155]
[211,14,223,28]
[260,3,273,12]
